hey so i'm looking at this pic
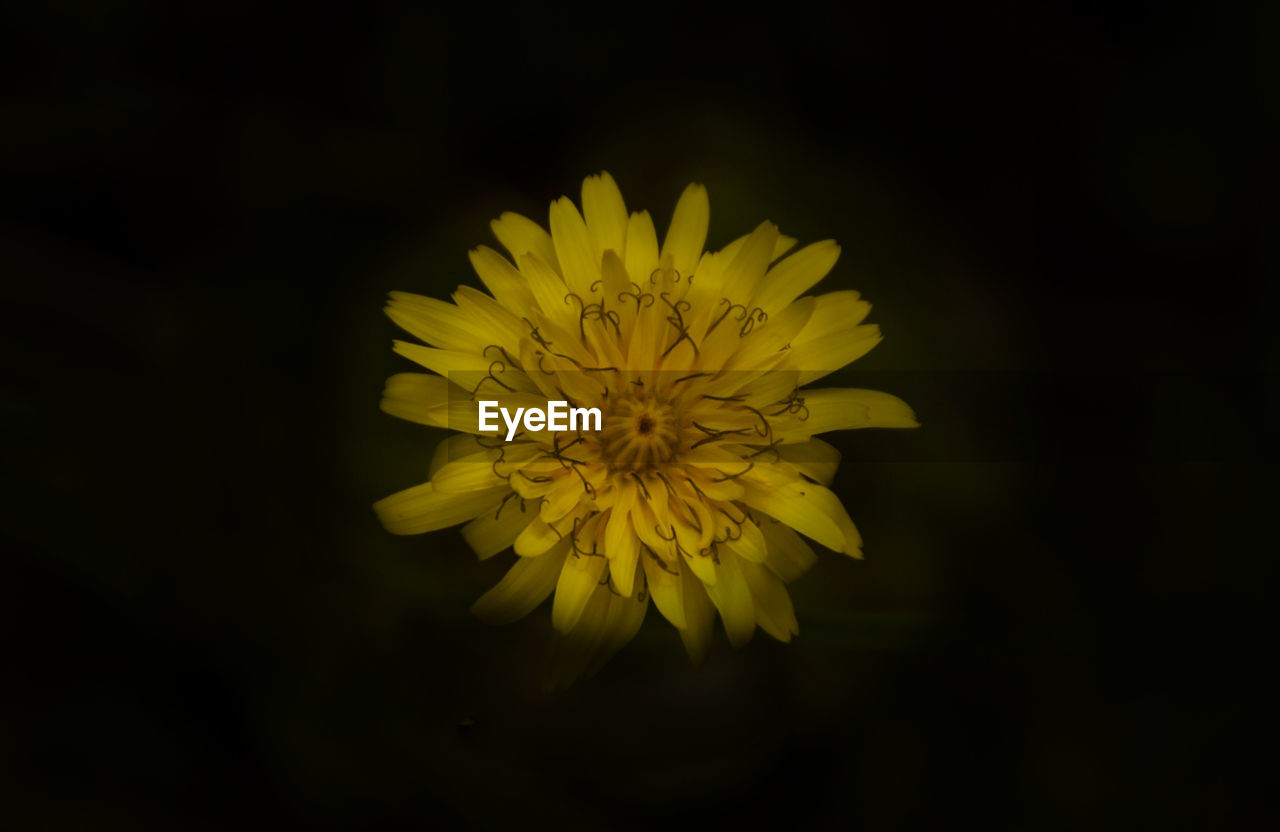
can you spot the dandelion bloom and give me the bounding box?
[375,173,918,687]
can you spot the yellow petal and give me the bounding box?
[392,342,538,396]
[718,231,797,264]
[778,438,841,485]
[660,183,709,280]
[752,240,841,313]
[759,518,818,582]
[539,473,591,525]
[552,548,608,633]
[549,196,599,298]
[624,210,660,286]
[704,553,755,647]
[642,549,686,629]
[793,326,883,385]
[452,285,529,354]
[461,497,536,560]
[597,246,631,303]
[678,563,716,663]
[515,253,578,333]
[581,172,628,257]
[471,539,570,625]
[491,211,558,271]
[581,580,648,679]
[795,289,872,337]
[429,434,484,478]
[384,292,489,353]
[546,578,647,690]
[796,388,920,434]
[682,549,718,585]
[467,245,536,312]
[740,559,798,642]
[604,493,641,596]
[544,582,610,690]
[513,517,562,557]
[379,372,450,427]
[723,295,814,372]
[788,290,878,382]
[721,220,779,301]
[431,455,506,493]
[741,480,861,556]
[392,342,488,375]
[723,516,767,563]
[373,481,508,536]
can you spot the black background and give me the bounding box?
[3,2,1275,828]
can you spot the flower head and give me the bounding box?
[375,173,918,688]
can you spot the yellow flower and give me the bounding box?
[374,172,918,688]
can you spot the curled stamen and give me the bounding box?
[629,472,651,500]
[483,344,520,369]
[570,515,603,557]
[707,298,748,334]
[661,330,697,359]
[684,476,710,503]
[690,421,753,449]
[718,517,743,543]
[552,351,584,369]
[541,445,589,470]
[673,372,712,386]
[649,267,685,285]
[617,288,655,308]
[654,523,677,542]
[676,500,703,535]
[570,462,597,498]
[568,291,617,340]
[653,471,677,499]
[471,360,517,396]
[522,318,553,349]
[768,390,809,419]
[710,462,754,482]
[659,292,691,316]
[641,543,678,574]
[490,445,512,482]
[658,291,699,359]
[742,403,772,437]
[739,307,768,337]
[494,491,522,520]
[745,437,784,462]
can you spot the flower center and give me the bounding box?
[598,395,682,470]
